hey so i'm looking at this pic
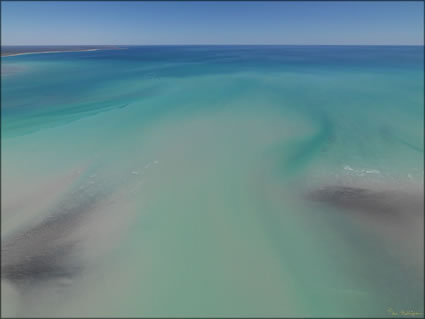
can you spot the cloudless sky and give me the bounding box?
[1,1,423,45]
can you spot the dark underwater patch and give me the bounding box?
[307,185,423,218]
[1,189,107,287]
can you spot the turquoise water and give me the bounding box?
[2,46,424,317]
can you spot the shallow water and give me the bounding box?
[1,46,424,317]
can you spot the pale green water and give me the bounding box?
[1,46,424,317]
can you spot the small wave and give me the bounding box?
[343,165,381,175]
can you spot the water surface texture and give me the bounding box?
[2,46,424,317]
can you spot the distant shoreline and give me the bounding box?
[2,48,99,57]
[1,46,124,57]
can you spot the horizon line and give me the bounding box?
[2,44,424,47]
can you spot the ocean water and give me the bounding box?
[1,46,424,317]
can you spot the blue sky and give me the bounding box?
[1,1,423,45]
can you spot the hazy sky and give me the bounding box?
[2,1,424,45]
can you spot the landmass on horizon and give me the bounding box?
[1,45,124,57]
